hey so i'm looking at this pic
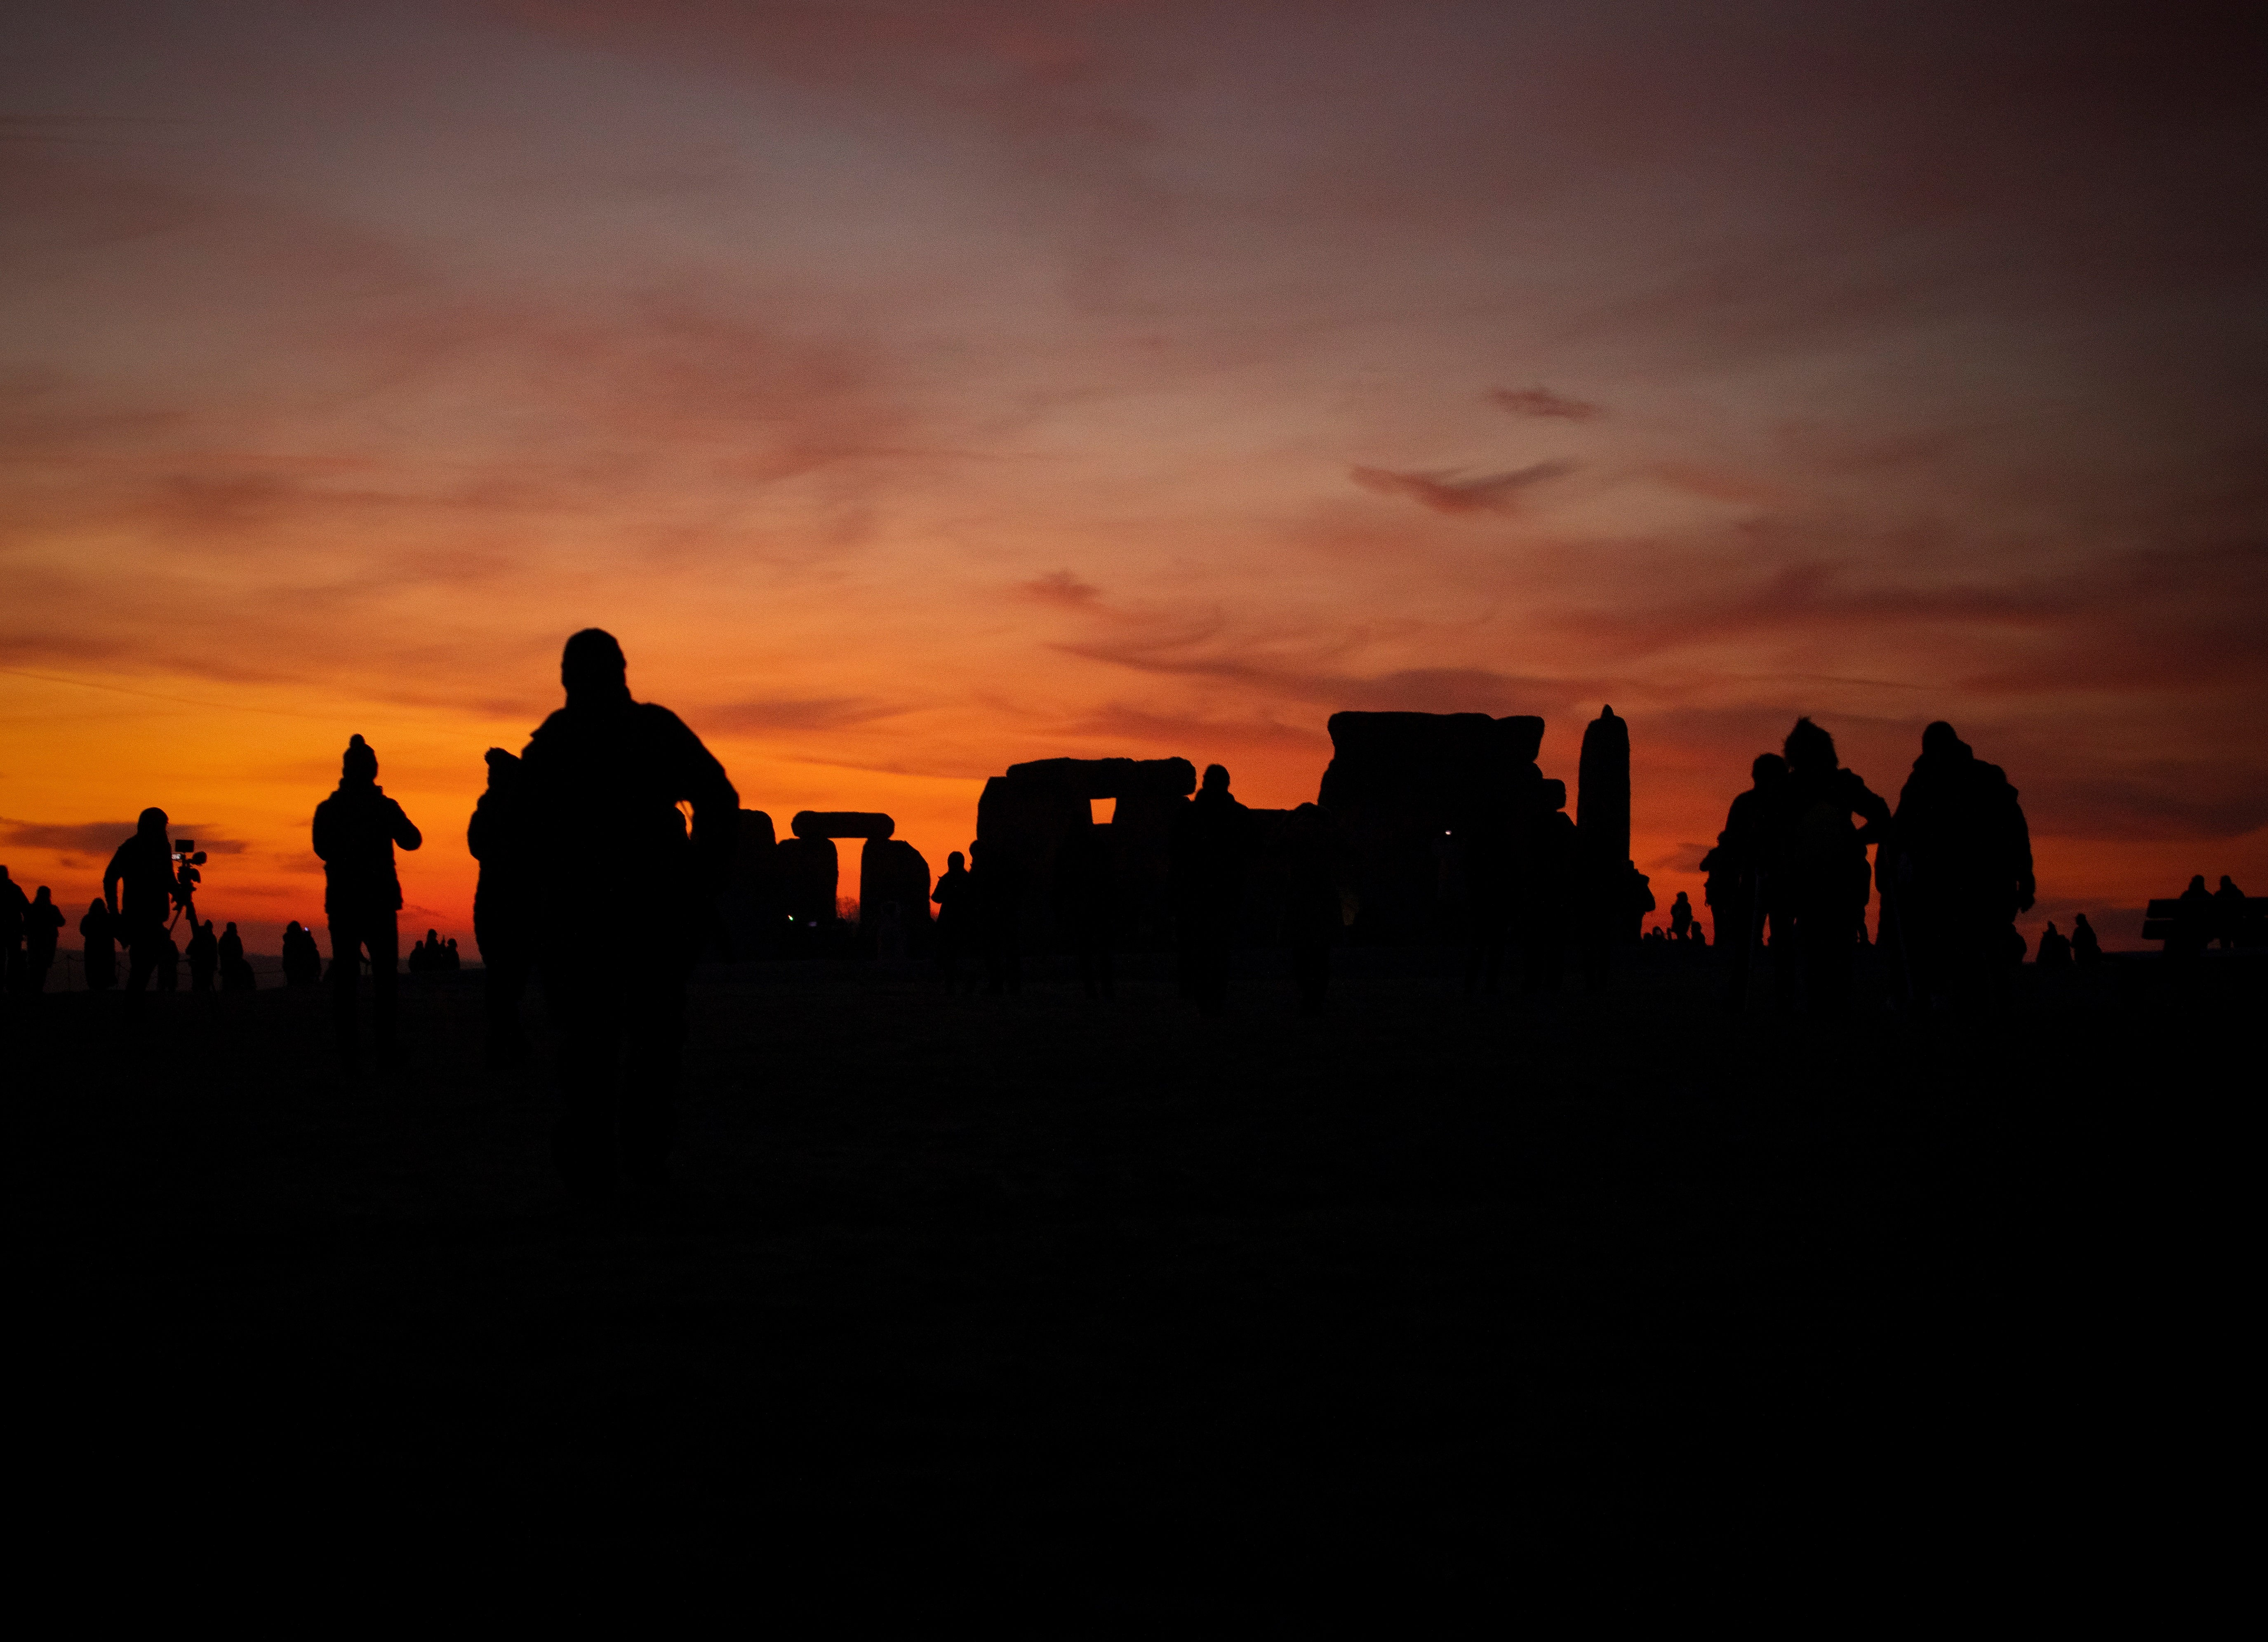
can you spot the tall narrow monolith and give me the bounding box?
[1576,704,1630,870]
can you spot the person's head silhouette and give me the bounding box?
[2190,875,2207,892]
[1751,754,1785,789]
[1921,720,1965,758]
[342,734,377,784]
[1783,717,1837,775]
[1202,763,1230,794]
[947,851,965,873]
[33,885,51,906]
[138,807,168,841]
[562,628,631,708]
[2221,876,2238,892]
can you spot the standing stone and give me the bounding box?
[1576,705,1630,870]
[859,837,932,954]
[718,809,781,958]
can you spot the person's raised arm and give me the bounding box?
[391,801,423,853]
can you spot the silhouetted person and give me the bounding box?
[219,921,256,992]
[1281,803,1341,1015]
[1669,890,1693,942]
[313,734,423,1070]
[1712,755,1787,1009]
[970,839,1025,996]
[1171,764,1254,1017]
[2036,921,2072,975]
[466,747,537,1066]
[1771,719,1890,1017]
[933,851,972,989]
[18,886,64,994]
[1889,721,2035,1009]
[2168,874,2214,962]
[444,936,460,971]
[520,629,737,1197]
[282,921,322,987]
[156,931,179,992]
[2071,913,2102,975]
[2214,875,2247,949]
[81,899,116,992]
[173,850,202,927]
[104,809,180,994]
[185,917,218,993]
[1054,811,1117,999]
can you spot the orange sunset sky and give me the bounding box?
[4,1,2264,954]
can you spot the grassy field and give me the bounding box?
[11,947,2244,1527]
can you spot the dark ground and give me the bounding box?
[10,946,2251,1529]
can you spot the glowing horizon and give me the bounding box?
[5,2,2263,954]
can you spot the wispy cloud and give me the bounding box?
[1348,461,1573,515]
[0,818,246,854]
[1020,569,1100,607]
[1489,386,1602,421]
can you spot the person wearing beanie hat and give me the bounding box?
[518,628,736,1197]
[312,733,423,1070]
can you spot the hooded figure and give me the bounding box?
[1768,719,1891,1017]
[1888,721,2034,1006]
[80,898,117,991]
[103,809,179,994]
[18,886,65,994]
[518,629,737,1196]
[312,735,423,1067]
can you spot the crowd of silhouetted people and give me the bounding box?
[4,631,2259,1200]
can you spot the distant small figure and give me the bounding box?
[1669,890,1693,942]
[173,847,203,926]
[282,921,323,987]
[104,810,180,995]
[2071,913,2101,974]
[970,838,1025,997]
[443,936,460,971]
[1691,923,1707,949]
[2035,921,2072,974]
[13,885,64,994]
[932,850,972,989]
[81,898,117,992]
[219,921,257,992]
[185,917,218,993]
[313,734,423,1070]
[2214,875,2248,949]
[1644,925,1666,944]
